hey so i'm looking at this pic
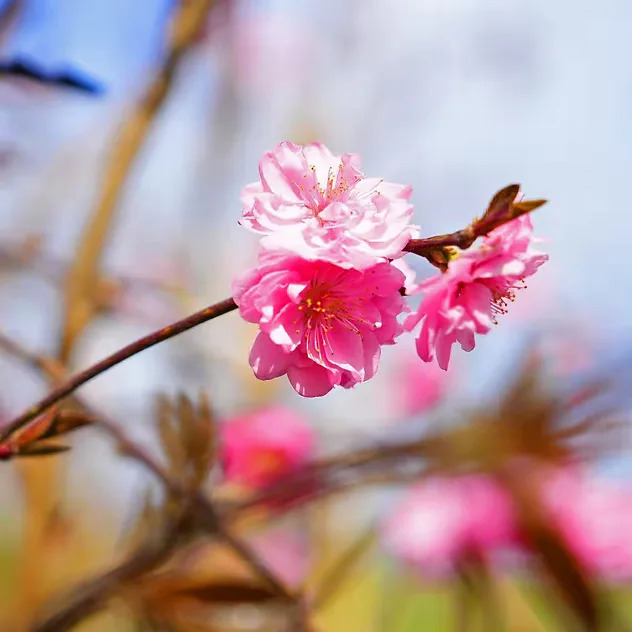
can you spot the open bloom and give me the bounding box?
[232,251,407,397]
[382,476,517,577]
[404,215,548,370]
[239,141,419,269]
[221,407,315,489]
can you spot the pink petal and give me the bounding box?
[249,332,291,379]
[287,363,334,397]
[324,323,365,378]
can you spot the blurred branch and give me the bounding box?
[310,525,376,611]
[32,522,184,632]
[60,0,216,360]
[0,239,187,297]
[0,0,22,46]
[0,332,297,628]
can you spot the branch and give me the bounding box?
[0,185,546,448]
[0,333,294,628]
[0,297,237,442]
[60,0,215,360]
[32,522,183,632]
[403,184,547,264]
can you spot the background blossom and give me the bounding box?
[221,406,315,489]
[382,475,518,578]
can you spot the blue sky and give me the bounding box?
[0,0,173,92]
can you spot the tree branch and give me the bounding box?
[60,0,216,360]
[0,297,237,442]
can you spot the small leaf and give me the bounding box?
[44,409,92,438]
[512,199,548,215]
[156,395,186,475]
[15,443,71,457]
[190,392,216,486]
[486,184,521,216]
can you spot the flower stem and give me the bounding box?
[0,297,237,442]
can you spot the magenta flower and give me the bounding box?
[232,251,407,397]
[220,407,315,489]
[404,215,548,370]
[542,469,632,582]
[382,476,517,577]
[239,141,419,270]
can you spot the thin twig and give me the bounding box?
[0,186,546,454]
[0,0,21,45]
[310,525,377,611]
[0,297,237,442]
[32,522,183,632]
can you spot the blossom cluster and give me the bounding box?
[232,141,548,396]
[383,470,632,582]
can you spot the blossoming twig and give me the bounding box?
[403,183,547,266]
[0,184,545,439]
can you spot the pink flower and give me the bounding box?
[221,407,315,489]
[382,476,517,578]
[541,469,632,582]
[389,345,449,418]
[239,142,419,270]
[404,215,548,370]
[232,251,407,397]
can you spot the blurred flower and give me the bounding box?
[382,475,517,578]
[405,214,548,370]
[389,347,449,418]
[542,469,632,582]
[226,12,313,94]
[232,251,407,397]
[239,141,418,270]
[250,529,310,588]
[220,406,315,490]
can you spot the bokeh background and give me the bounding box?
[0,0,631,630]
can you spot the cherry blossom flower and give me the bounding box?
[382,475,517,577]
[239,141,419,270]
[404,215,548,370]
[541,469,632,582]
[221,406,315,489]
[232,250,407,397]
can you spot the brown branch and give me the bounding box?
[0,297,237,442]
[0,333,295,629]
[403,184,547,263]
[0,185,546,452]
[310,525,377,611]
[32,522,183,632]
[60,0,215,360]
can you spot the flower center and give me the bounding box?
[294,280,379,342]
[292,163,378,219]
